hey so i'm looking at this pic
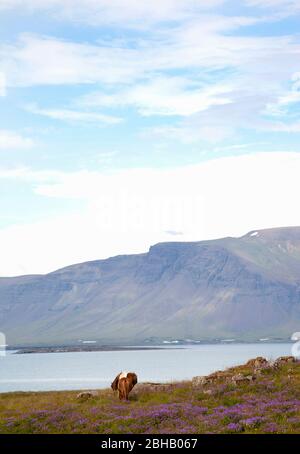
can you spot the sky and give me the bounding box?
[0,0,300,276]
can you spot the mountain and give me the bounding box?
[1,226,300,346]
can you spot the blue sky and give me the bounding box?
[1,0,300,275]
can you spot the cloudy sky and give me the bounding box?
[0,0,300,276]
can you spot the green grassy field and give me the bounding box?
[0,359,299,434]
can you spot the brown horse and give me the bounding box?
[111,371,138,401]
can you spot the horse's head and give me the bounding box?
[127,372,138,387]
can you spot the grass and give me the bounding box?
[0,360,299,434]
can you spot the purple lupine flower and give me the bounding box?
[226,423,243,433]
[241,416,265,428]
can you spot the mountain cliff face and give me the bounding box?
[1,227,300,346]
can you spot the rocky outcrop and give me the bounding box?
[192,370,233,387]
[130,382,182,397]
[275,355,296,364]
[192,370,256,388]
[192,356,297,390]
[232,374,256,385]
[273,356,296,369]
[246,357,269,369]
[192,376,209,387]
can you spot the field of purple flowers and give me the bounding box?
[0,358,299,434]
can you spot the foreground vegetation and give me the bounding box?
[0,358,299,434]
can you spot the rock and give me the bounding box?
[193,370,232,387]
[192,376,209,387]
[273,356,296,369]
[203,389,213,395]
[76,391,99,400]
[276,356,295,364]
[246,357,272,376]
[131,383,176,395]
[232,374,256,385]
[246,357,269,369]
[207,371,233,383]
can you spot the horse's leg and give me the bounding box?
[124,380,130,400]
[119,381,126,400]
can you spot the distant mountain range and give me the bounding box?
[1,226,300,346]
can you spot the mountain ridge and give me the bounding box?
[1,226,300,346]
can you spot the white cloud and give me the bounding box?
[0,13,299,140]
[0,166,62,181]
[26,104,122,124]
[267,122,300,132]
[0,130,34,149]
[81,77,233,117]
[264,72,300,116]
[145,124,235,144]
[145,70,300,143]
[144,92,265,144]
[0,13,297,141]
[246,0,300,12]
[276,91,300,108]
[1,152,300,275]
[0,72,5,96]
[0,1,226,27]
[212,142,268,153]
[0,34,143,87]
[0,2,299,143]
[1,13,297,89]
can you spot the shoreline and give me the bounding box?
[12,346,170,354]
[0,350,297,395]
[8,340,294,355]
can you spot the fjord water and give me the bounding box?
[0,344,293,393]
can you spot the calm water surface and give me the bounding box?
[0,343,293,393]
